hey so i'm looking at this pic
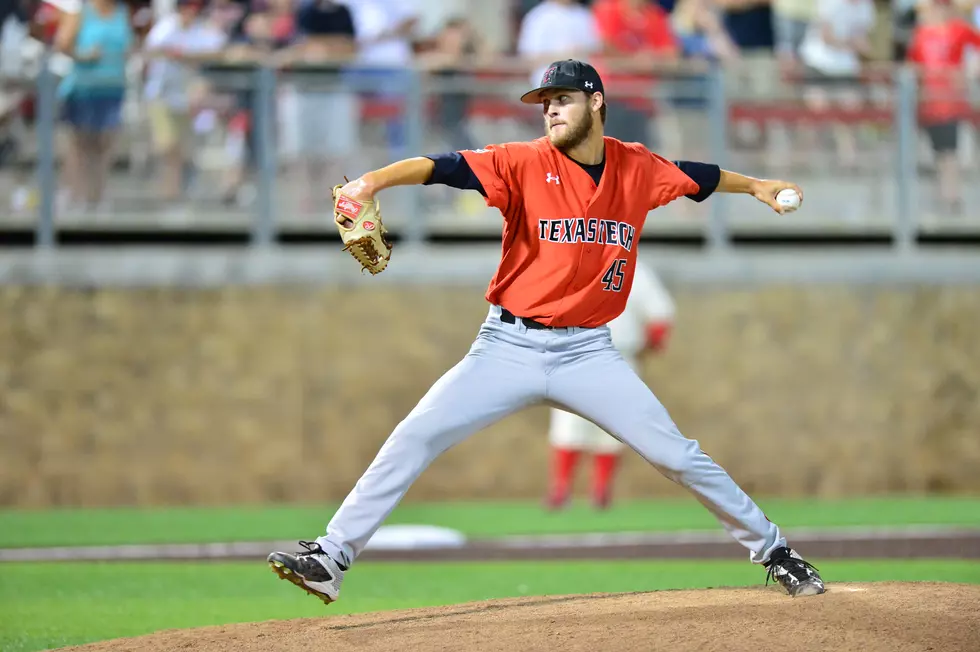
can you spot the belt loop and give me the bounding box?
[499,306,528,333]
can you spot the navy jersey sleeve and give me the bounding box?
[423,152,487,197]
[672,161,720,203]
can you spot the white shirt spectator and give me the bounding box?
[343,0,416,67]
[517,0,600,86]
[799,0,875,77]
[144,13,226,111]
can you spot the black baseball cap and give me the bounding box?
[520,59,604,104]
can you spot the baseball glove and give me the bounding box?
[332,183,393,275]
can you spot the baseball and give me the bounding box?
[776,188,801,213]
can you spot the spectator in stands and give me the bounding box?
[907,0,980,216]
[713,0,775,121]
[245,0,298,49]
[344,0,419,160]
[517,0,601,89]
[592,0,680,146]
[418,16,486,152]
[892,0,919,61]
[771,0,816,69]
[213,0,297,208]
[207,0,247,37]
[655,0,741,161]
[53,0,135,213]
[670,0,740,63]
[30,0,76,46]
[798,0,875,170]
[143,0,226,204]
[715,0,774,53]
[278,0,357,210]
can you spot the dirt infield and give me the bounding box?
[60,582,980,652]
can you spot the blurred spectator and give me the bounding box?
[31,0,77,44]
[1,0,32,78]
[1,0,34,213]
[344,0,416,65]
[213,0,297,208]
[206,0,246,36]
[418,16,486,152]
[344,0,419,160]
[54,0,135,212]
[517,0,600,87]
[244,0,297,49]
[771,0,816,68]
[0,0,30,44]
[278,0,357,209]
[670,0,740,62]
[892,0,919,60]
[907,0,980,215]
[143,0,226,203]
[592,0,680,146]
[798,0,875,170]
[661,0,740,161]
[713,0,775,106]
[714,0,773,51]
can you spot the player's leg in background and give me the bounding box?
[546,408,586,510]
[586,348,642,511]
[587,425,625,511]
[547,399,626,511]
[547,330,785,564]
[317,308,548,568]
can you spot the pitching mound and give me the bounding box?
[62,582,979,652]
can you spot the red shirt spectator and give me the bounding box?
[907,15,980,124]
[592,0,679,105]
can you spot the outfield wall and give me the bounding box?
[3,280,979,507]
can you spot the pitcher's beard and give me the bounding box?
[548,111,594,152]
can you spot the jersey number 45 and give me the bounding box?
[601,258,627,292]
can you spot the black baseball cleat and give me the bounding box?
[763,547,826,597]
[267,541,346,605]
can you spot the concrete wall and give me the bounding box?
[2,284,979,507]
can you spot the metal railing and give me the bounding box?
[3,55,980,251]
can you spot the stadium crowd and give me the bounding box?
[0,0,979,215]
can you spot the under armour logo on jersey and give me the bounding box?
[546,173,560,185]
[585,82,593,89]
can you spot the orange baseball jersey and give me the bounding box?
[460,136,698,328]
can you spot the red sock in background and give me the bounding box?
[592,453,620,507]
[549,448,580,505]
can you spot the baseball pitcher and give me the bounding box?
[268,59,825,602]
[546,260,675,510]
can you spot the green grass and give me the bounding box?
[1,496,979,548]
[2,559,979,652]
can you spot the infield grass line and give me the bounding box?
[2,496,980,548]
